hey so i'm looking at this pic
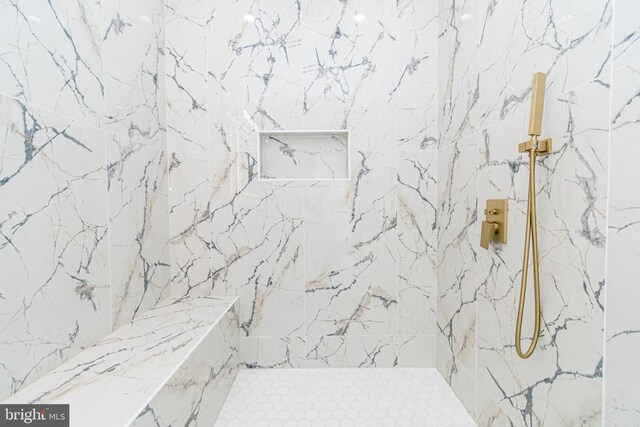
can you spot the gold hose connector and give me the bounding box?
[515,73,552,359]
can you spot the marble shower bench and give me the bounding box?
[3,296,239,426]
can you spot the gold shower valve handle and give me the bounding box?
[480,221,498,250]
[480,199,508,250]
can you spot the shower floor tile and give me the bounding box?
[216,368,476,426]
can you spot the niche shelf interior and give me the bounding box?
[258,130,350,181]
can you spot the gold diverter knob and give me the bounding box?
[480,199,508,250]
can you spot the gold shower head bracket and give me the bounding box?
[518,137,552,155]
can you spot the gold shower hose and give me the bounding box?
[515,72,551,359]
[516,137,541,359]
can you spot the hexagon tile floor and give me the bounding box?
[215,368,476,426]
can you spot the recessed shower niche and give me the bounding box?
[258,130,350,181]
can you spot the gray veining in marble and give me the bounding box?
[0,0,170,401]
[0,1,103,126]
[0,95,110,400]
[3,2,640,426]
[168,0,440,369]
[604,60,640,427]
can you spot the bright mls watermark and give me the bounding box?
[0,405,69,426]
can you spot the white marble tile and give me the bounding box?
[236,285,304,338]
[0,95,110,401]
[305,336,397,368]
[169,152,213,297]
[107,133,170,329]
[438,0,479,147]
[436,338,477,420]
[304,151,397,337]
[103,0,166,142]
[604,61,640,426]
[477,77,609,426]
[4,296,238,427]
[478,0,612,127]
[437,137,478,374]
[301,0,397,151]
[398,150,437,336]
[208,152,305,338]
[165,0,438,371]
[240,336,306,369]
[396,0,438,150]
[613,0,640,69]
[208,0,303,152]
[164,0,211,152]
[396,335,436,368]
[0,0,103,126]
[217,368,476,426]
[476,384,516,427]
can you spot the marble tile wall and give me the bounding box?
[477,79,609,426]
[0,0,169,401]
[167,0,439,368]
[604,5,640,422]
[3,1,639,424]
[437,0,640,426]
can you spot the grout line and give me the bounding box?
[474,113,480,419]
[601,1,616,424]
[396,149,400,362]
[394,0,401,365]
[302,181,308,368]
[99,0,113,334]
[104,129,114,332]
